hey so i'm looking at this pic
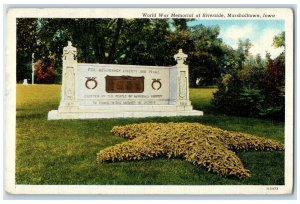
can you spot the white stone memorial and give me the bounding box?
[23,79,28,85]
[48,41,203,120]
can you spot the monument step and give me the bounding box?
[48,110,203,120]
[58,104,194,112]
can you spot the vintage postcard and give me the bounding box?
[5,7,294,195]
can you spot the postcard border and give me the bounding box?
[5,7,295,195]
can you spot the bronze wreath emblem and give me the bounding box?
[151,79,161,90]
[85,77,98,89]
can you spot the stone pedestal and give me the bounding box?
[57,41,80,112]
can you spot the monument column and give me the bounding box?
[174,49,192,107]
[58,41,79,112]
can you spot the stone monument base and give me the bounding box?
[48,105,203,120]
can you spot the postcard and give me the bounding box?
[5,7,294,195]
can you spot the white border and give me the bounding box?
[5,7,294,195]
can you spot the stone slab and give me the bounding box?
[48,109,203,120]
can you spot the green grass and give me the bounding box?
[16,85,284,185]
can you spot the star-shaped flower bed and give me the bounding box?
[97,122,284,178]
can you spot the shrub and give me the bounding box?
[34,59,58,84]
[97,122,284,178]
[212,73,257,116]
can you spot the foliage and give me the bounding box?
[236,39,253,68]
[34,59,58,84]
[16,18,38,83]
[273,31,285,48]
[212,34,285,120]
[189,25,227,86]
[17,18,230,86]
[116,19,173,66]
[261,52,285,120]
[212,58,265,118]
[212,73,245,116]
[97,122,283,178]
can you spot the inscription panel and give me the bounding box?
[77,64,171,106]
[105,75,144,93]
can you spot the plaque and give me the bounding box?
[105,75,144,93]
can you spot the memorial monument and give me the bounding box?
[48,41,203,120]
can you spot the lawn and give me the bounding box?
[16,85,284,185]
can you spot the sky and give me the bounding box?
[188,20,285,59]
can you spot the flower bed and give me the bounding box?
[97,122,284,178]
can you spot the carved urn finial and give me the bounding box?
[174,49,188,65]
[63,41,77,61]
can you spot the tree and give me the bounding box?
[116,19,173,66]
[189,25,226,86]
[236,38,253,68]
[261,51,285,120]
[17,18,179,83]
[16,18,38,83]
[273,31,285,48]
[173,19,188,31]
[167,19,193,66]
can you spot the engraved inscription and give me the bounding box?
[105,75,144,93]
